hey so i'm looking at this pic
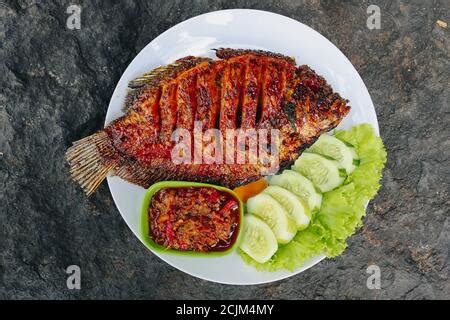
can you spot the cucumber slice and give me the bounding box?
[263,186,311,230]
[247,193,297,244]
[292,153,345,193]
[239,214,278,264]
[269,170,322,211]
[307,134,357,174]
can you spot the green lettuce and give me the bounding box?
[239,123,387,271]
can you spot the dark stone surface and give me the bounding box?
[1,0,448,299]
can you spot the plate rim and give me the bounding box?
[105,8,378,285]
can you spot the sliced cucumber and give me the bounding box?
[269,170,322,211]
[307,134,358,174]
[292,153,345,193]
[246,193,297,244]
[240,214,278,264]
[263,186,311,230]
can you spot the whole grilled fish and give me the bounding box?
[66,48,350,196]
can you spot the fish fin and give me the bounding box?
[113,160,154,188]
[66,131,119,196]
[113,158,178,188]
[214,48,296,65]
[124,56,213,112]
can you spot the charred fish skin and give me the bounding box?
[66,49,350,196]
[214,47,296,65]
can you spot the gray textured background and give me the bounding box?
[1,0,449,299]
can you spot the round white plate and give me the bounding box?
[105,9,379,285]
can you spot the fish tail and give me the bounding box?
[66,131,118,196]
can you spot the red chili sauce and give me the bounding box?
[148,187,240,252]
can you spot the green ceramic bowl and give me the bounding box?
[140,181,244,257]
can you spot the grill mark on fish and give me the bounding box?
[196,68,213,129]
[235,59,247,129]
[159,81,178,142]
[240,57,261,129]
[213,63,225,129]
[220,58,246,130]
[176,72,198,131]
[141,87,161,140]
[255,58,266,125]
[213,62,225,130]
[259,59,286,127]
[195,62,224,129]
[219,64,231,130]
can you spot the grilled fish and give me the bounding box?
[66,48,350,196]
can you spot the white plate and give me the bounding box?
[105,9,379,285]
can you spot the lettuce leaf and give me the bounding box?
[239,123,387,271]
